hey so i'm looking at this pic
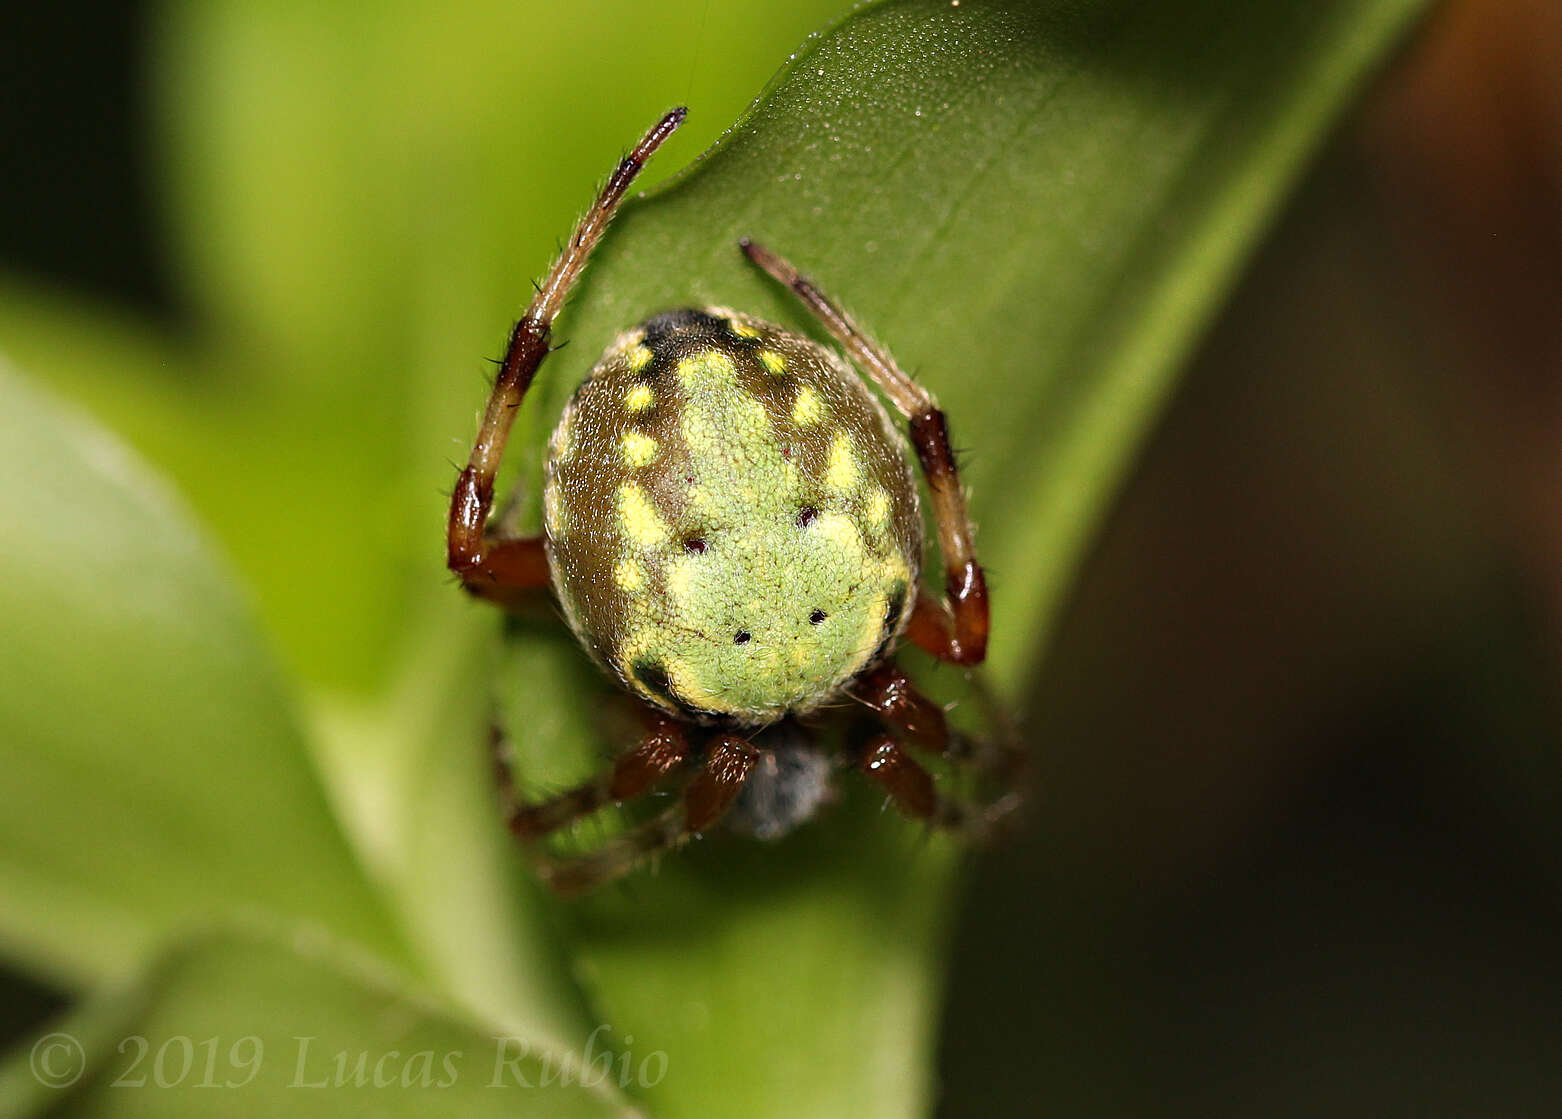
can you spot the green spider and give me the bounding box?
[448,109,1018,893]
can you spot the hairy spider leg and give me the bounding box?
[494,707,691,841]
[854,662,1025,779]
[851,663,1025,842]
[854,732,1020,845]
[528,735,759,896]
[448,107,688,602]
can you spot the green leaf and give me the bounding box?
[0,277,426,697]
[0,927,632,1119]
[0,362,408,986]
[470,1,1430,1117]
[305,611,599,1053]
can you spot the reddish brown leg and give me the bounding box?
[529,734,758,897]
[461,536,550,609]
[684,734,760,832]
[857,734,1019,844]
[534,805,689,896]
[854,662,1027,834]
[852,663,950,756]
[495,708,689,841]
[740,238,989,664]
[448,108,686,600]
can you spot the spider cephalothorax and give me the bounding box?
[447,109,1018,894]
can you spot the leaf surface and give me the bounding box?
[0,363,407,986]
[0,929,632,1119]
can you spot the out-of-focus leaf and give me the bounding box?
[305,609,597,1053]
[0,278,419,697]
[0,928,634,1119]
[0,362,407,986]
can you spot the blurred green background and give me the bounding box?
[4,0,1562,1115]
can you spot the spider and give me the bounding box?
[448,108,1019,894]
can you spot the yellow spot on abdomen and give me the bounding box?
[620,431,659,468]
[544,483,566,538]
[792,386,823,425]
[624,383,654,412]
[665,658,722,710]
[853,592,888,660]
[813,511,865,556]
[617,483,670,548]
[676,350,737,388]
[627,346,653,373]
[614,558,646,592]
[826,433,860,492]
[730,319,760,339]
[878,552,910,587]
[759,349,786,375]
[866,488,891,529]
[665,557,695,604]
[549,406,576,461]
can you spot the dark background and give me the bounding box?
[943,2,1562,1111]
[2,5,172,317]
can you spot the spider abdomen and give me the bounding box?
[542,307,921,724]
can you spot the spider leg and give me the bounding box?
[461,536,550,609]
[529,734,759,896]
[852,662,1026,840]
[532,803,689,897]
[448,108,686,598]
[683,734,761,832]
[853,661,1026,781]
[855,733,1021,845]
[851,662,951,756]
[494,708,690,841]
[740,238,988,664]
